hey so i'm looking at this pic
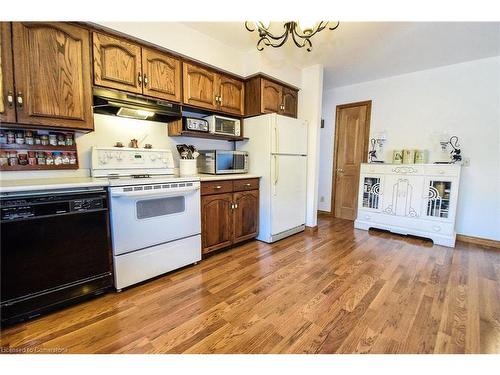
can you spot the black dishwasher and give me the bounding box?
[0,187,113,326]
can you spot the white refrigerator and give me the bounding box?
[239,113,308,243]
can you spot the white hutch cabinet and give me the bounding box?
[354,163,461,247]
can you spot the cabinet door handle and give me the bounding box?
[143,74,148,87]
[214,185,222,189]
[234,203,238,209]
[6,91,14,108]
[138,72,143,86]
[16,92,24,108]
[244,183,251,187]
[219,96,223,104]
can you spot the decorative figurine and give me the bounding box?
[449,136,462,163]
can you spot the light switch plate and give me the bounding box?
[462,157,470,167]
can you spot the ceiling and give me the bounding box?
[182,22,500,89]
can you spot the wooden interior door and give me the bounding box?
[232,191,259,244]
[93,32,142,94]
[217,74,244,115]
[141,48,181,102]
[201,193,233,254]
[281,87,298,118]
[261,78,282,113]
[332,101,371,220]
[0,22,16,123]
[12,22,94,130]
[182,62,217,110]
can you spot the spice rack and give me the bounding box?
[0,128,79,171]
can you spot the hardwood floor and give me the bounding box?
[1,217,499,354]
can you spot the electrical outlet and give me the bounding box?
[320,196,325,202]
[462,157,470,167]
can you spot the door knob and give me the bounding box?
[337,168,344,172]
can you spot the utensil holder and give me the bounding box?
[179,159,197,176]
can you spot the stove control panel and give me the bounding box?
[91,147,175,171]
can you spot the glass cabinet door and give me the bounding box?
[425,180,452,219]
[362,177,381,210]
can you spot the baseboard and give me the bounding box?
[304,225,318,235]
[456,234,500,249]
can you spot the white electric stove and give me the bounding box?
[91,147,201,291]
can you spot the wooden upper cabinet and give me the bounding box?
[182,62,217,110]
[261,79,282,113]
[232,190,259,244]
[141,48,181,102]
[245,76,299,118]
[281,87,298,118]
[201,193,234,254]
[12,22,93,130]
[0,23,16,123]
[217,74,244,115]
[93,32,142,94]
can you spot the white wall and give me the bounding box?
[318,56,500,241]
[298,64,324,227]
[0,114,232,181]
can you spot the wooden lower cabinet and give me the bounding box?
[201,178,259,255]
[232,190,259,243]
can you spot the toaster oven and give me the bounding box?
[204,115,241,136]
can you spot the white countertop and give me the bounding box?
[0,174,260,193]
[195,174,261,181]
[0,177,109,194]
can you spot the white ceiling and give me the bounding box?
[182,22,500,89]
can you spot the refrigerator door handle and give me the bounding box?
[273,155,279,195]
[274,125,279,154]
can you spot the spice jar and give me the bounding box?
[62,152,70,165]
[6,130,15,144]
[65,133,74,146]
[0,130,6,144]
[49,133,57,146]
[45,152,54,165]
[8,151,18,166]
[15,131,25,145]
[28,151,37,165]
[25,130,34,145]
[57,134,65,146]
[53,152,63,165]
[69,152,77,165]
[37,152,46,165]
[18,153,28,166]
[0,152,8,166]
[34,135,41,145]
[40,134,49,146]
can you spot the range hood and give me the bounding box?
[93,87,182,123]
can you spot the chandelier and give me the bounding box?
[245,21,339,52]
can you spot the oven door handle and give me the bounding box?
[111,187,200,199]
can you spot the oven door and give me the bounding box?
[109,183,201,255]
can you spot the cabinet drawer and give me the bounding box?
[201,180,233,195]
[360,164,387,174]
[233,178,259,192]
[424,165,461,177]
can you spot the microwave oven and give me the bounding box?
[197,150,248,174]
[204,115,241,136]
